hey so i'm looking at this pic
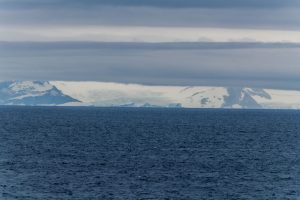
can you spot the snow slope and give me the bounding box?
[1,80,300,109]
[0,81,79,106]
[51,81,300,109]
[254,89,300,109]
[51,81,228,108]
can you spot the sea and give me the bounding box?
[0,106,299,200]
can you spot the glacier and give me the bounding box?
[0,80,300,109]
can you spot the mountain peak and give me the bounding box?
[0,81,79,106]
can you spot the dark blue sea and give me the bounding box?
[0,107,300,200]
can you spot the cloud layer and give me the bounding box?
[2,0,300,9]
[0,0,300,89]
[2,26,300,43]
[1,42,300,90]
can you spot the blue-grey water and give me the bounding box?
[0,107,300,200]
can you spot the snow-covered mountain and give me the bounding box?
[1,81,300,109]
[0,81,79,106]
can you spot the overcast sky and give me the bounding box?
[1,0,300,89]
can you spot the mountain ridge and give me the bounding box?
[0,81,300,109]
[0,81,79,106]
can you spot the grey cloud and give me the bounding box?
[0,42,300,90]
[1,0,300,9]
[1,0,300,90]
[1,6,300,31]
[2,42,300,51]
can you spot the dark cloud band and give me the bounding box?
[1,0,300,9]
[1,41,300,90]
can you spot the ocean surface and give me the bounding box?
[0,107,300,200]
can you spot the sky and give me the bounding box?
[1,0,300,89]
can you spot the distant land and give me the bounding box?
[0,81,300,109]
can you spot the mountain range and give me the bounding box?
[0,81,300,109]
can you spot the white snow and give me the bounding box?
[253,89,300,109]
[8,81,54,100]
[10,93,45,100]
[51,81,228,108]
[9,81,53,93]
[2,80,300,109]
